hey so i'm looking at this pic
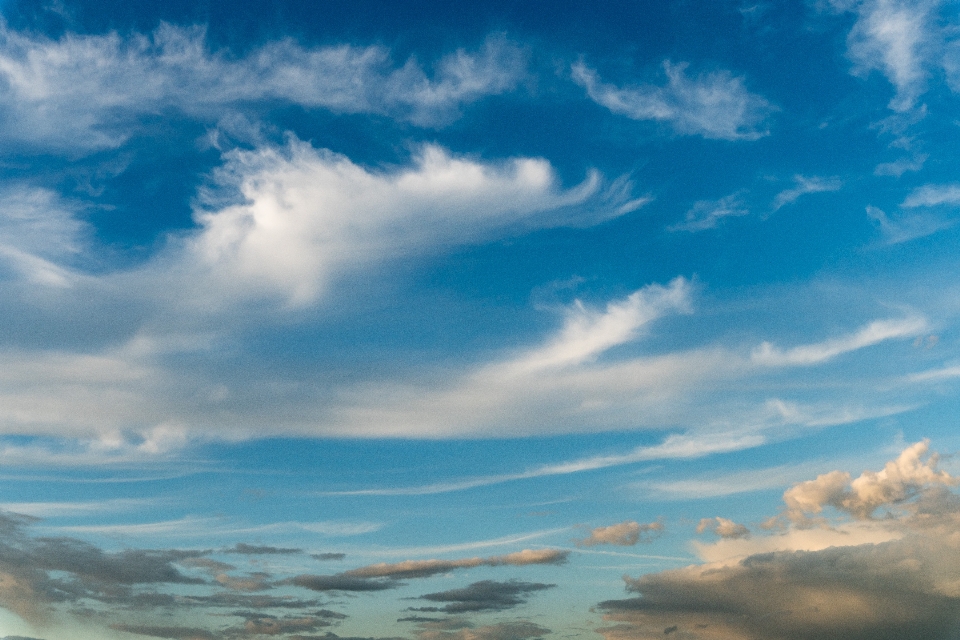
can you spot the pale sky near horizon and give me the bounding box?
[3,1,960,639]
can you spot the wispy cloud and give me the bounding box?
[0,25,527,150]
[572,60,773,140]
[669,192,748,232]
[751,316,927,366]
[901,183,960,207]
[866,204,954,244]
[826,0,941,112]
[771,175,842,211]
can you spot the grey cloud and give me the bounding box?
[597,441,960,640]
[110,625,216,640]
[288,574,399,592]
[226,543,303,555]
[344,549,569,579]
[412,580,554,613]
[573,60,773,140]
[312,553,347,561]
[238,614,332,635]
[599,542,960,640]
[413,620,550,640]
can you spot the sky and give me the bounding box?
[3,0,960,638]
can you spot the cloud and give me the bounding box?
[343,548,569,579]
[328,278,702,437]
[901,183,960,207]
[110,626,216,640]
[827,0,940,112]
[575,520,664,547]
[770,175,842,211]
[781,439,957,524]
[696,517,750,539]
[0,24,527,150]
[874,153,927,176]
[751,316,927,366]
[572,60,772,140]
[312,553,347,561]
[183,139,608,307]
[668,192,748,231]
[287,574,399,592]
[411,580,554,613]
[225,543,303,555]
[597,440,960,640]
[866,205,954,244]
[413,620,551,640]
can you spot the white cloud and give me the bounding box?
[874,153,927,176]
[572,60,772,140]
[902,183,960,207]
[867,204,954,244]
[0,24,527,150]
[771,175,842,211]
[751,316,927,366]
[669,192,748,232]
[834,0,938,111]
[182,139,608,307]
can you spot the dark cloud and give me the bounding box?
[413,620,550,640]
[599,542,960,640]
[345,549,569,579]
[412,580,554,613]
[312,553,347,561]
[239,614,332,635]
[288,574,399,592]
[226,543,303,555]
[110,625,217,640]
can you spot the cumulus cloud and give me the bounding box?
[770,175,842,211]
[572,60,773,140]
[183,139,609,307]
[597,441,960,640]
[0,24,526,150]
[782,439,957,524]
[343,548,569,579]
[696,517,750,539]
[668,192,748,232]
[575,520,664,547]
[411,580,554,613]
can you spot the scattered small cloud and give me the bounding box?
[575,520,664,547]
[669,192,748,232]
[874,153,928,176]
[696,517,750,539]
[225,543,303,555]
[771,175,842,211]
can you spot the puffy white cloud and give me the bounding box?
[0,24,526,150]
[572,61,772,140]
[576,520,664,547]
[184,139,607,307]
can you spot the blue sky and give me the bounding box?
[3,0,960,638]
